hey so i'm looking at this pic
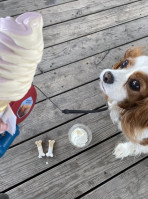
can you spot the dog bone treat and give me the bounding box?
[35,140,45,158]
[46,140,55,157]
[0,12,44,113]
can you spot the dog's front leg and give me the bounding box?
[108,101,121,130]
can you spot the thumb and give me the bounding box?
[0,121,8,131]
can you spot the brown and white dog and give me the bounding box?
[100,47,148,159]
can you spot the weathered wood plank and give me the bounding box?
[0,0,77,17]
[39,0,139,27]
[35,87,46,103]
[50,80,103,110]
[34,36,148,98]
[0,110,118,191]
[39,16,148,72]
[35,67,41,75]
[34,51,107,97]
[82,159,148,199]
[43,0,148,47]
[0,0,140,22]
[6,134,145,199]
[14,81,105,145]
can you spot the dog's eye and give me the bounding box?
[129,79,140,91]
[120,60,128,69]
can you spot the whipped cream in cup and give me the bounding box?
[68,124,92,148]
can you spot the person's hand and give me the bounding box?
[0,120,8,132]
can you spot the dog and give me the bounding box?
[100,47,148,159]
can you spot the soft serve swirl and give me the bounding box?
[0,12,44,112]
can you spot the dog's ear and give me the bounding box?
[124,46,144,59]
[120,98,148,144]
[112,46,146,70]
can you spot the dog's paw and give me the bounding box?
[113,143,131,159]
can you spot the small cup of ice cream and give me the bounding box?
[68,124,92,148]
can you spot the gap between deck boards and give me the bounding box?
[3,132,121,193]
[0,0,78,17]
[5,134,147,199]
[0,0,140,22]
[0,107,119,191]
[81,157,148,199]
[43,0,148,48]
[77,156,148,199]
[38,16,148,75]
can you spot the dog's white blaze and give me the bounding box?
[135,56,148,68]
[100,69,128,102]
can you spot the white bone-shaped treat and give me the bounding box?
[46,140,55,157]
[35,140,45,158]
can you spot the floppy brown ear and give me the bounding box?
[112,46,144,70]
[120,98,148,144]
[124,46,144,59]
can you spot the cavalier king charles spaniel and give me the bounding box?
[100,47,148,159]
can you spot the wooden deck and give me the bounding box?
[0,0,148,198]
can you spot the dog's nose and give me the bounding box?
[103,71,114,84]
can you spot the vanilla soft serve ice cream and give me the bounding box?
[68,124,92,148]
[0,12,44,112]
[71,128,88,147]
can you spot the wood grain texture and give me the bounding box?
[35,87,46,103]
[39,0,139,26]
[51,80,106,110]
[39,16,148,73]
[50,80,104,110]
[13,81,105,145]
[0,0,139,22]
[0,0,77,17]
[6,134,146,199]
[34,51,107,97]
[82,158,148,199]
[43,0,148,47]
[0,110,118,191]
